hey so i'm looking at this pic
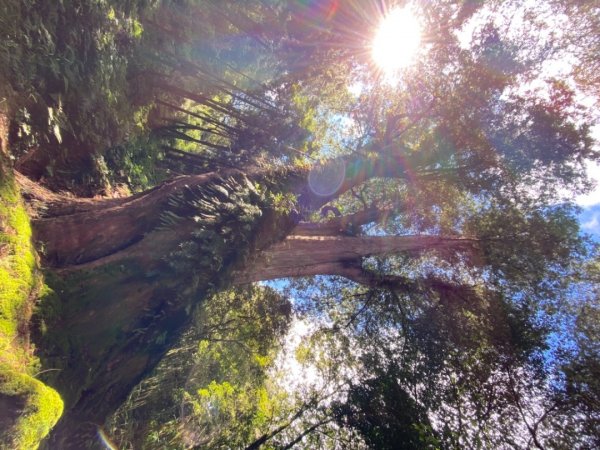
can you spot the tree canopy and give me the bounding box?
[0,0,598,448]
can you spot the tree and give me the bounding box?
[105,285,292,449]
[334,372,439,449]
[1,0,597,447]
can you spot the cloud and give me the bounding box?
[576,160,600,207]
[582,212,599,232]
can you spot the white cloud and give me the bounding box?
[576,159,600,207]
[582,211,600,233]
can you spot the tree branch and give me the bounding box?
[243,400,316,450]
[234,235,478,285]
[280,418,333,450]
[294,152,409,213]
[291,207,390,236]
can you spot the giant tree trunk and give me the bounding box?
[23,153,460,447]
[29,167,298,448]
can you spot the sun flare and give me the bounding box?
[372,7,422,74]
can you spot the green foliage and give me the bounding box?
[546,252,600,448]
[1,0,598,447]
[178,287,292,449]
[161,174,268,282]
[104,133,167,191]
[467,202,586,294]
[334,373,439,450]
[1,0,154,188]
[107,285,291,449]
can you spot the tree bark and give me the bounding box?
[30,167,284,267]
[234,234,478,284]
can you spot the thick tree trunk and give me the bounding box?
[27,153,440,447]
[32,168,297,448]
[30,170,243,266]
[26,151,408,268]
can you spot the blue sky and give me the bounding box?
[579,203,600,239]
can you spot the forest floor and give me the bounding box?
[0,108,63,449]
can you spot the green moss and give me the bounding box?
[0,364,63,450]
[0,166,37,368]
[0,163,63,448]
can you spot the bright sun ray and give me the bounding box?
[372,7,422,74]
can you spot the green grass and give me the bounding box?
[0,161,63,448]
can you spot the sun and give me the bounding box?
[372,7,422,74]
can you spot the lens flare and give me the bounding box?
[97,427,118,450]
[308,159,346,197]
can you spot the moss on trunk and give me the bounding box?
[0,157,63,449]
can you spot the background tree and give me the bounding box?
[106,285,292,449]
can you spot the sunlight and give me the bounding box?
[273,319,321,392]
[372,6,421,74]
